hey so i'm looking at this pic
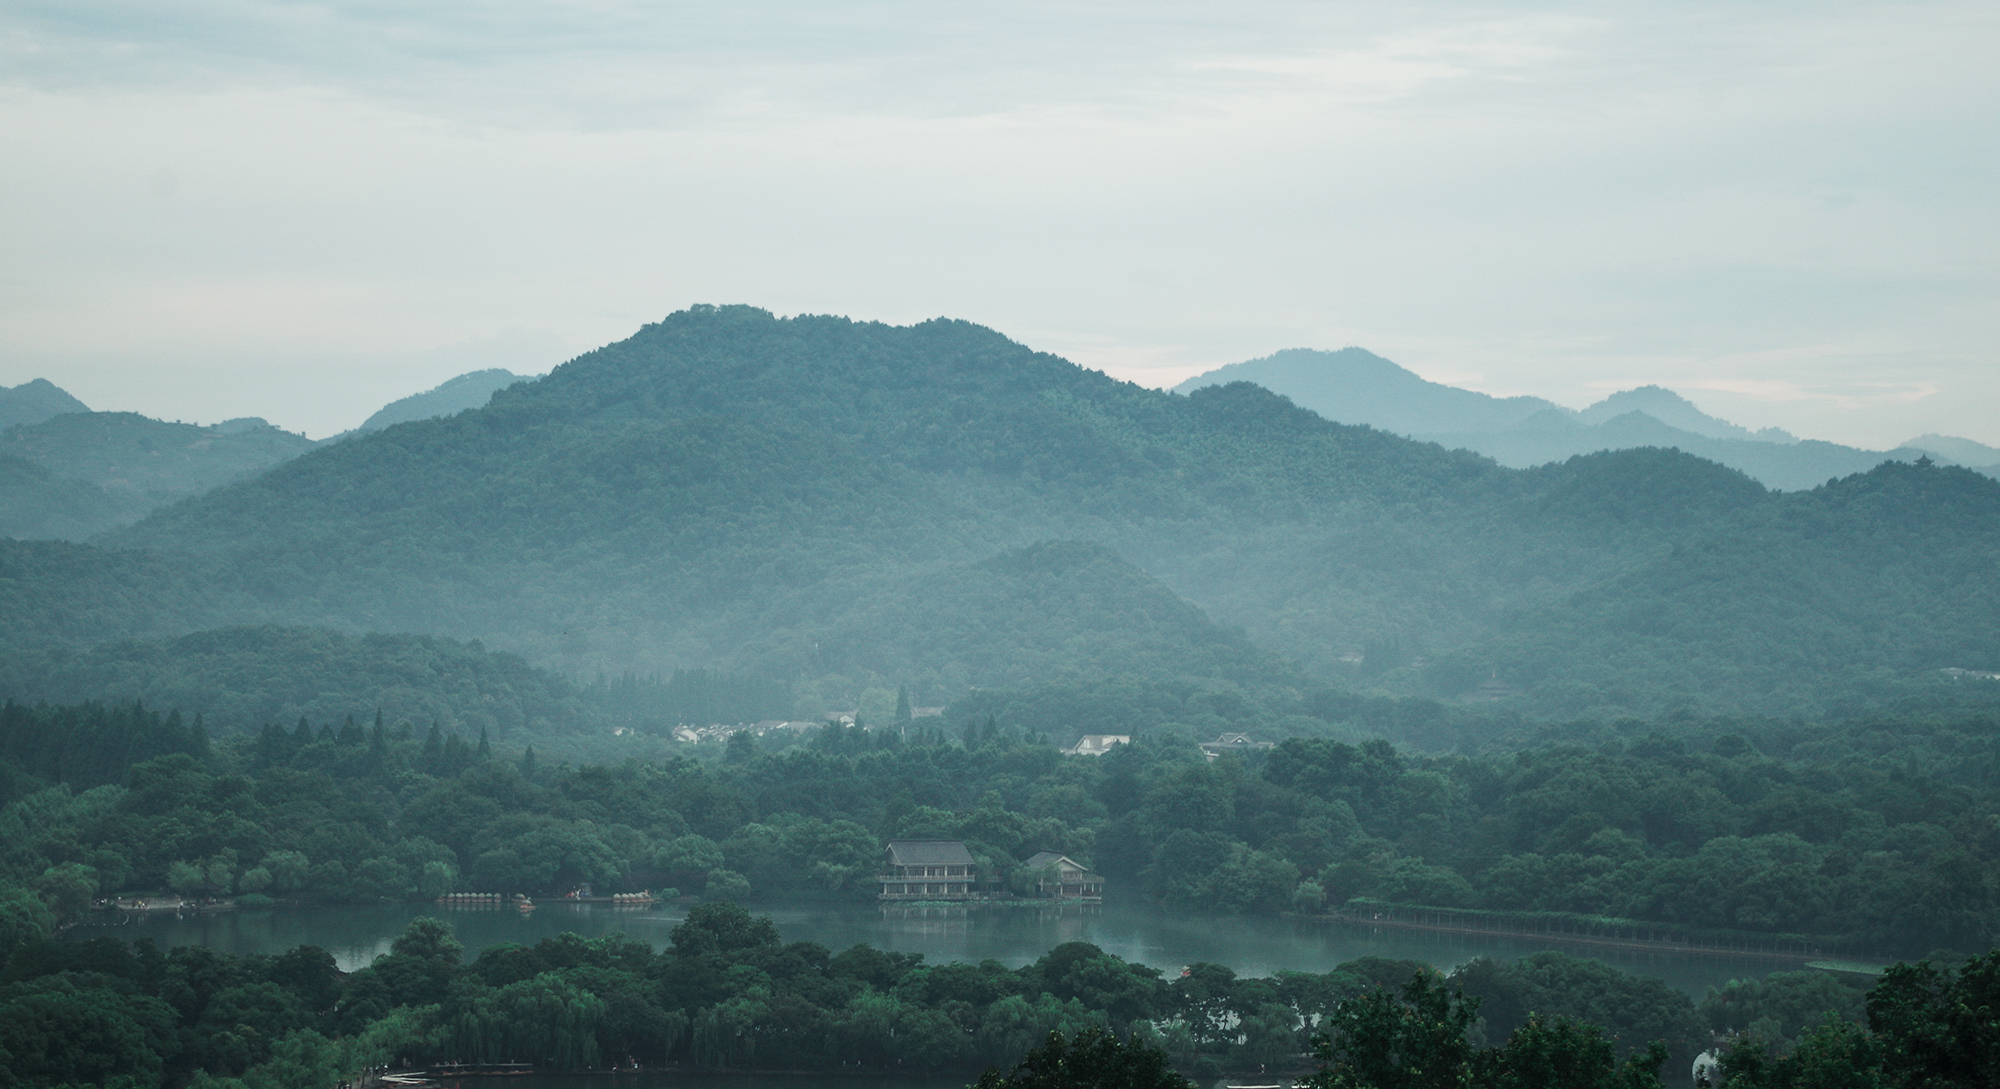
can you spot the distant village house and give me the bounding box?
[1199,732,1274,760]
[1064,734,1129,756]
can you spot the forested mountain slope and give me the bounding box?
[4,411,318,498]
[0,304,1984,719]
[0,453,154,540]
[1433,459,2000,715]
[1420,412,1947,493]
[0,377,90,431]
[750,540,1300,690]
[0,373,539,541]
[0,411,320,538]
[349,367,527,435]
[83,309,1695,678]
[6,626,592,737]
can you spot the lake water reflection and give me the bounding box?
[488,1074,965,1089]
[71,897,1799,1000]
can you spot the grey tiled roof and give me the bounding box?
[884,840,976,866]
[1023,851,1096,874]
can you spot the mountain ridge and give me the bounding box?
[1175,347,1988,490]
[1574,385,1795,443]
[1,305,1989,722]
[350,367,526,435]
[0,378,90,431]
[0,371,544,541]
[1174,347,1564,435]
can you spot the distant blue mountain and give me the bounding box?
[354,368,525,433]
[1907,433,2000,471]
[1175,348,1990,491]
[1574,385,1797,444]
[1174,347,1562,435]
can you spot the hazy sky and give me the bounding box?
[2,1,1994,446]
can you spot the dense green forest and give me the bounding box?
[1,412,315,500]
[2,692,1996,1087]
[3,308,1997,1088]
[6,895,1995,1087]
[1441,459,2000,715]
[0,621,836,743]
[3,627,599,739]
[0,412,318,539]
[0,452,155,540]
[0,306,1991,721]
[5,700,1996,957]
[0,906,1692,1086]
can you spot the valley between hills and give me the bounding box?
[2,305,1995,733]
[4,306,1999,1088]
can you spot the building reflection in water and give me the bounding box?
[878,901,1102,946]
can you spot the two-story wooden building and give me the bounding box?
[1020,851,1104,900]
[878,840,980,900]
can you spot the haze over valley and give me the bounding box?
[5,307,1996,735]
[4,1,1997,1085]
[6,317,1998,1089]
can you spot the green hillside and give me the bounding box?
[350,367,526,434]
[0,453,153,540]
[97,307,1552,677]
[0,411,320,538]
[0,377,89,431]
[1428,459,2000,716]
[0,304,1981,721]
[9,626,593,737]
[1423,412,1948,492]
[0,537,268,653]
[739,539,1301,692]
[0,542,1298,736]
[3,411,318,499]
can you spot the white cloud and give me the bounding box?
[0,1,1994,442]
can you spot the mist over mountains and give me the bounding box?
[0,378,90,431]
[348,367,525,436]
[0,414,316,539]
[1175,349,1999,491]
[2,305,1996,734]
[0,370,522,540]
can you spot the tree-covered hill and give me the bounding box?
[0,374,541,540]
[0,453,154,540]
[5,626,595,738]
[79,309,1719,668]
[0,540,1299,735]
[1427,460,2000,717]
[4,411,318,500]
[0,538,266,651]
[1423,411,1950,493]
[0,411,320,538]
[0,377,90,431]
[0,304,1982,719]
[352,368,525,434]
[728,540,1301,692]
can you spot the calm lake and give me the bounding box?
[72,896,1797,1000]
